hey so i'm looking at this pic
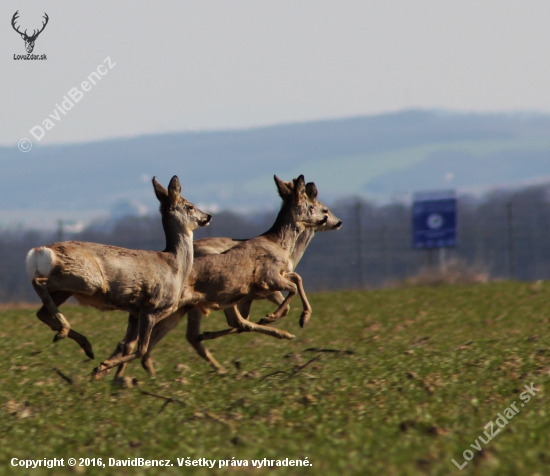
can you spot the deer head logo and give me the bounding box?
[11,11,49,54]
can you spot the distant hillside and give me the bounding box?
[1,110,549,228]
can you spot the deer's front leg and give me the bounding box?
[285,272,311,327]
[257,291,286,324]
[263,274,297,321]
[94,314,139,380]
[140,309,185,377]
[93,312,157,374]
[236,300,253,321]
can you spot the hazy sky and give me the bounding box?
[2,1,550,146]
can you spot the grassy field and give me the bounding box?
[0,281,549,475]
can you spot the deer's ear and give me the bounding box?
[168,175,181,204]
[293,175,306,204]
[152,177,168,202]
[305,182,318,202]
[274,175,292,199]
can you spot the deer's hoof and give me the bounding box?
[92,369,107,380]
[141,361,156,378]
[53,329,69,342]
[79,338,95,360]
[112,376,140,389]
[299,313,311,328]
[92,362,109,376]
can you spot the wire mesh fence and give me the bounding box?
[1,184,550,303]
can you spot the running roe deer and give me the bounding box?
[26,176,211,362]
[142,202,342,374]
[194,178,341,327]
[198,202,342,334]
[152,183,341,372]
[105,175,328,377]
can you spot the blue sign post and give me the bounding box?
[412,190,457,249]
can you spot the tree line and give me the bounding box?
[1,182,549,303]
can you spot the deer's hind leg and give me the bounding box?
[33,279,71,340]
[199,300,256,338]
[184,308,226,372]
[199,291,291,341]
[33,284,94,359]
[201,304,295,342]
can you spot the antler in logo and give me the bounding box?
[11,11,49,54]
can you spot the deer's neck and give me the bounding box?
[261,202,306,253]
[290,227,316,268]
[163,218,194,277]
[263,221,303,254]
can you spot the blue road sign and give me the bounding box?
[412,190,457,249]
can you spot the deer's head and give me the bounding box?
[314,204,342,231]
[275,175,329,229]
[153,176,212,235]
[12,11,49,54]
[303,182,342,231]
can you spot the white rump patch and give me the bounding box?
[26,246,56,278]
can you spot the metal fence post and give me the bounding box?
[355,200,366,289]
[507,202,516,280]
[57,219,63,242]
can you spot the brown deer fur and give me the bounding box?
[108,175,336,377]
[144,197,341,374]
[26,176,210,366]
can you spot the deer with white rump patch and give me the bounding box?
[26,176,211,365]
[105,175,332,377]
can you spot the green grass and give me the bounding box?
[1,282,549,475]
